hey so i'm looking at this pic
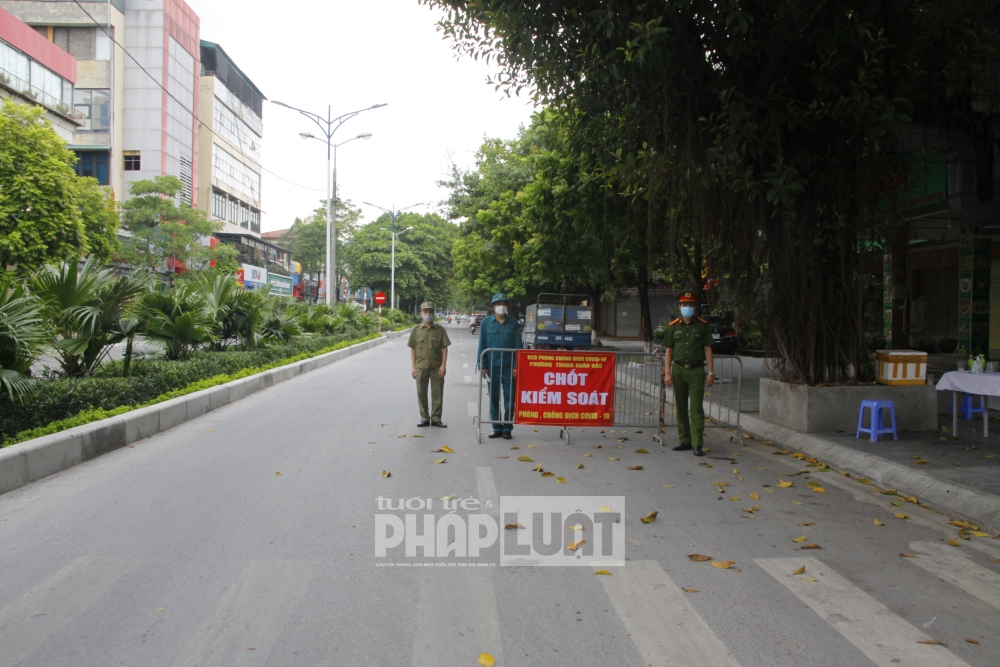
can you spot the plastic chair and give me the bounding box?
[856,400,898,442]
[949,394,984,420]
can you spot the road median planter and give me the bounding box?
[0,335,388,497]
[759,377,937,433]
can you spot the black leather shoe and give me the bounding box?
[431,421,448,428]
[502,433,512,440]
[672,443,693,451]
[488,432,504,439]
[416,421,430,427]
[693,446,705,457]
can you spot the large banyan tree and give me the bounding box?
[423,0,1000,384]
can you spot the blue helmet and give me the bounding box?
[490,292,509,304]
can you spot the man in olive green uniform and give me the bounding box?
[662,291,715,456]
[409,301,451,427]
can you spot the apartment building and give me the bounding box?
[1,0,125,198]
[0,5,79,136]
[2,0,201,204]
[197,40,264,237]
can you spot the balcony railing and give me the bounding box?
[0,66,84,123]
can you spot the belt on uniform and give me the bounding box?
[672,362,705,369]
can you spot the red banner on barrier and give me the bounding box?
[514,350,616,426]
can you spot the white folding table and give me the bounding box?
[935,371,999,437]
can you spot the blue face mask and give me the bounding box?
[680,306,695,318]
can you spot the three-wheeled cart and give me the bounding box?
[523,294,593,350]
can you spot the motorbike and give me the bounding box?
[469,318,478,335]
[447,316,452,324]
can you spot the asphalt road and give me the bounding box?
[1,321,999,667]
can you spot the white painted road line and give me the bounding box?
[412,566,503,667]
[173,560,314,667]
[463,362,469,369]
[476,466,499,516]
[0,557,141,667]
[465,375,473,383]
[600,560,740,667]
[909,541,1000,610]
[756,557,972,667]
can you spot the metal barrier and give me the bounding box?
[473,348,666,445]
[662,355,744,446]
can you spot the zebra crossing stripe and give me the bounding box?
[0,557,140,667]
[172,560,314,667]
[909,542,1000,610]
[756,557,973,667]
[412,566,503,667]
[600,560,740,667]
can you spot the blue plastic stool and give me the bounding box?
[856,400,898,442]
[949,394,984,420]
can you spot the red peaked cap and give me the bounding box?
[678,291,697,304]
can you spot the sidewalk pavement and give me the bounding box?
[598,337,1000,531]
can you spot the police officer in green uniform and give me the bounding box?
[662,291,715,456]
[409,301,451,427]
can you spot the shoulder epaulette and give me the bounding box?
[697,317,709,323]
[669,318,681,326]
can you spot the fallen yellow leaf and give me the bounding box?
[749,492,759,500]
[777,480,794,488]
[412,434,425,438]
[800,544,822,549]
[728,496,742,502]
[966,638,980,645]
[812,487,826,493]
[517,456,534,462]
[733,468,740,475]
[541,471,555,478]
[640,510,659,524]
[432,458,447,464]
[567,539,586,551]
[567,523,584,530]
[581,453,592,457]
[792,565,806,575]
[440,494,455,500]
[577,463,585,469]
[858,478,873,485]
[398,435,406,438]
[791,501,804,505]
[971,530,989,537]
[682,587,699,593]
[874,518,884,526]
[798,521,814,526]
[594,569,612,575]
[688,553,711,562]
[504,523,524,529]
[764,488,775,493]
[662,484,674,489]
[381,470,391,478]
[556,477,567,484]
[440,446,455,453]
[711,560,736,569]
[275,472,282,476]
[627,465,644,471]
[945,539,962,546]
[899,552,916,558]
[510,446,520,450]
[599,505,611,513]
[635,448,650,454]
[950,519,978,530]
[479,653,496,666]
[894,513,909,520]
[608,457,620,461]
[526,444,535,448]
[917,640,942,645]
[533,465,543,472]
[891,501,903,506]
[792,536,807,543]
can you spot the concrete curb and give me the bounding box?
[647,375,1000,532]
[0,335,391,497]
[730,410,1000,533]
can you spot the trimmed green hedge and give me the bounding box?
[1,332,380,446]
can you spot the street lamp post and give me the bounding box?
[271,100,386,305]
[300,131,372,302]
[364,202,422,310]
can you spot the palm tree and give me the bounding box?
[134,285,214,360]
[32,258,151,377]
[0,276,47,402]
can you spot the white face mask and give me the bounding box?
[494,305,507,316]
[680,306,695,318]
[422,313,433,323]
